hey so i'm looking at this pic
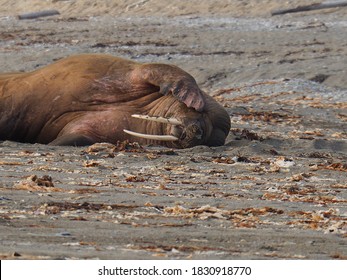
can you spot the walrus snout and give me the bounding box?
[171,118,205,148]
[122,113,207,148]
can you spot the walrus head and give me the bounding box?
[124,93,230,149]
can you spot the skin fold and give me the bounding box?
[0,54,230,148]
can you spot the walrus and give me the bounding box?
[0,54,230,148]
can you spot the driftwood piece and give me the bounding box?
[18,10,60,20]
[271,1,347,16]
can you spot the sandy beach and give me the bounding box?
[0,0,346,259]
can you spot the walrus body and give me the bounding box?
[0,54,230,148]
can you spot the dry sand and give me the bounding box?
[0,0,331,18]
[0,1,346,259]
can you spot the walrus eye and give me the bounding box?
[123,114,181,142]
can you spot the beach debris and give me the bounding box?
[84,141,145,155]
[231,128,263,141]
[13,175,60,192]
[18,10,60,20]
[272,1,347,16]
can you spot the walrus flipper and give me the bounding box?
[136,64,206,112]
[160,79,205,113]
[49,134,95,146]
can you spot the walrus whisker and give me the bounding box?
[131,114,182,125]
[123,129,179,141]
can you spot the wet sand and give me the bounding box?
[0,1,346,259]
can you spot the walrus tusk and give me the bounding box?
[131,114,182,125]
[123,129,179,141]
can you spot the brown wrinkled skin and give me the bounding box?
[0,54,230,148]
